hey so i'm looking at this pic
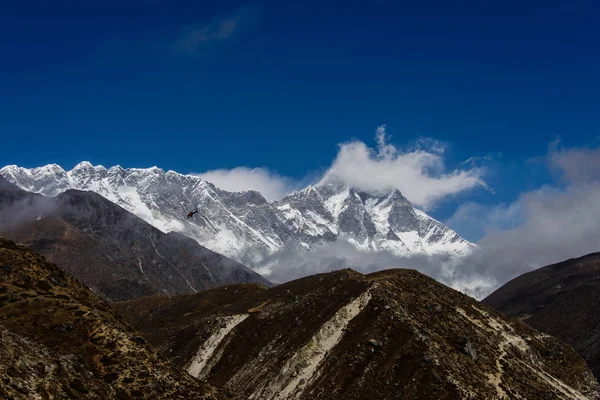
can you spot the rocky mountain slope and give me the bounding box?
[115,268,599,399]
[0,176,270,302]
[483,252,600,380]
[0,238,227,399]
[0,163,473,270]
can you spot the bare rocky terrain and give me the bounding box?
[0,238,228,399]
[116,268,600,399]
[483,252,600,380]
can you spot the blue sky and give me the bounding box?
[1,0,599,242]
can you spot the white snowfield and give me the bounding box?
[0,162,474,269]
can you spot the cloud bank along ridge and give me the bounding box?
[442,144,600,298]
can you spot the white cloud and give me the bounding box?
[243,239,494,300]
[195,125,488,207]
[548,146,600,184]
[195,167,298,201]
[445,201,522,242]
[443,144,600,297]
[465,182,600,290]
[320,125,487,210]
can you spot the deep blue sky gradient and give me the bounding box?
[1,0,599,237]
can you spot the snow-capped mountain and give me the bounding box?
[273,180,471,256]
[0,162,473,268]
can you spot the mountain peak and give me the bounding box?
[72,161,108,172]
[108,165,123,172]
[377,187,412,206]
[73,160,93,169]
[314,176,347,192]
[315,180,410,204]
[297,185,322,197]
[41,163,65,172]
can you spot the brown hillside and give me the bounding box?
[116,267,600,399]
[0,238,229,399]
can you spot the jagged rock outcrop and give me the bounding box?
[0,163,473,270]
[0,238,227,399]
[483,252,600,380]
[0,176,270,302]
[115,268,599,399]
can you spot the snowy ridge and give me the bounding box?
[0,162,474,270]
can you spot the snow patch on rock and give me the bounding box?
[250,289,372,400]
[187,314,249,379]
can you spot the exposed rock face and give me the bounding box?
[483,252,600,380]
[0,238,225,399]
[0,176,270,302]
[115,268,599,399]
[0,163,473,270]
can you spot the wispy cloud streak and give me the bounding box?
[175,4,260,54]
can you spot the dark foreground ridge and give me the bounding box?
[483,252,600,380]
[116,268,600,399]
[0,175,271,302]
[0,238,229,399]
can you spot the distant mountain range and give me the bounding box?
[0,162,474,274]
[0,176,270,302]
